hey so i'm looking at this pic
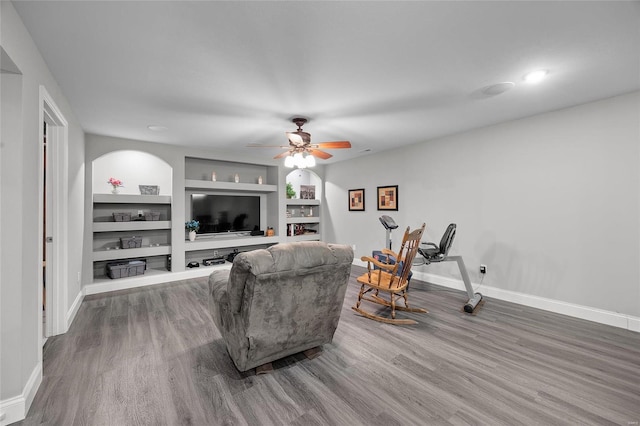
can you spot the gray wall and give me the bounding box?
[1,0,85,404]
[324,91,640,317]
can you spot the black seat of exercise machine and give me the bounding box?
[419,223,456,263]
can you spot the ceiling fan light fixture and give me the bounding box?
[293,152,307,169]
[283,152,316,169]
[305,154,316,168]
[284,155,295,168]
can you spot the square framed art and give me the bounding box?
[377,185,398,211]
[348,188,365,211]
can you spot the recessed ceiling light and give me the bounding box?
[481,82,515,96]
[523,69,548,84]
[147,125,168,131]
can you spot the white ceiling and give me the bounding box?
[13,1,640,165]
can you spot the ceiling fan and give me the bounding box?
[250,117,351,161]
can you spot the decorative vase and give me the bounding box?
[211,171,216,182]
[234,173,239,183]
[258,176,263,185]
[188,230,196,241]
[111,187,119,194]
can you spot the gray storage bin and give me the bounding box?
[144,211,160,221]
[120,236,142,249]
[113,212,131,222]
[107,260,146,279]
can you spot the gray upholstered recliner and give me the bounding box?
[208,241,354,372]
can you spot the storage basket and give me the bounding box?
[139,185,159,195]
[120,236,142,249]
[106,260,146,279]
[144,211,160,221]
[113,212,131,222]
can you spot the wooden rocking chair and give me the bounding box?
[352,223,427,325]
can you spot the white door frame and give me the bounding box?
[38,85,69,346]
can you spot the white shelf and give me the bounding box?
[93,194,172,204]
[287,217,320,224]
[185,179,277,193]
[286,199,320,206]
[287,234,321,242]
[93,244,171,261]
[93,221,171,232]
[92,267,171,284]
[85,263,233,296]
[185,235,281,252]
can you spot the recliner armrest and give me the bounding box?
[209,269,230,301]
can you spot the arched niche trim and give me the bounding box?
[92,150,173,195]
[286,169,322,200]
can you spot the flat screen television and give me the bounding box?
[191,194,260,234]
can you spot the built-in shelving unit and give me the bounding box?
[93,194,172,204]
[185,235,281,252]
[92,193,172,279]
[183,156,282,265]
[184,179,277,193]
[85,150,325,294]
[93,221,172,232]
[286,198,321,241]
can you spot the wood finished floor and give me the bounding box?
[19,267,640,425]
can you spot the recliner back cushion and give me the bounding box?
[227,241,350,313]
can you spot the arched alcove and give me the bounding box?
[92,150,172,195]
[285,169,322,200]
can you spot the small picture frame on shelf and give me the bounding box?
[377,185,398,211]
[348,188,365,211]
[300,185,316,200]
[139,185,159,195]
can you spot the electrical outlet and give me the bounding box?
[213,250,219,258]
[351,244,356,252]
[480,264,487,274]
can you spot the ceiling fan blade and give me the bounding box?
[308,149,333,159]
[273,150,292,159]
[314,141,351,149]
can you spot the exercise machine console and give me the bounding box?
[379,215,398,250]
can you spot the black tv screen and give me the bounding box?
[191,194,260,234]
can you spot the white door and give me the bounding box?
[43,121,55,340]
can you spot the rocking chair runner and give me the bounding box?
[353,223,427,325]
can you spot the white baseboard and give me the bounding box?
[66,290,84,330]
[353,260,639,333]
[0,363,42,426]
[83,264,231,296]
[410,270,640,333]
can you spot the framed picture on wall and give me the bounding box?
[377,185,398,211]
[348,188,365,211]
[300,185,316,200]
